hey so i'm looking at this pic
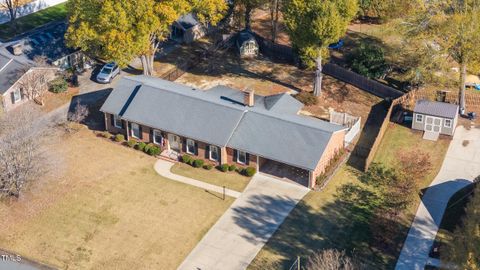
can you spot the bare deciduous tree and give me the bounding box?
[16,56,56,106]
[0,107,48,198]
[306,249,359,270]
[68,99,89,124]
[0,0,22,22]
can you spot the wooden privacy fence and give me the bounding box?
[322,63,404,99]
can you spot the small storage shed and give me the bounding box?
[170,13,206,44]
[412,100,459,136]
[236,30,259,58]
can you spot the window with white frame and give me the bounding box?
[131,123,140,139]
[113,115,122,128]
[186,139,196,154]
[153,130,162,145]
[444,119,452,128]
[416,114,423,123]
[237,151,247,164]
[12,89,21,104]
[209,145,219,161]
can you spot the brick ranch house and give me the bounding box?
[100,76,347,188]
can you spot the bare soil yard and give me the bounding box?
[0,128,233,270]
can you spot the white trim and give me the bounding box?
[153,129,162,145]
[113,115,122,129]
[130,123,140,139]
[237,150,247,165]
[209,145,219,161]
[186,138,195,154]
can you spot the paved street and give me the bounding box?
[178,174,309,270]
[396,126,480,270]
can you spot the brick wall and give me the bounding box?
[226,147,258,168]
[311,130,346,187]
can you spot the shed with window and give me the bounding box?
[236,30,259,58]
[412,100,458,136]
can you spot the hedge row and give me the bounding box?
[181,154,256,176]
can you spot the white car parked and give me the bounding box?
[96,62,120,84]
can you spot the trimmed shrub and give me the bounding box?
[99,131,111,139]
[182,154,193,164]
[243,167,256,177]
[136,142,146,151]
[295,92,318,106]
[193,159,204,168]
[114,134,125,142]
[219,164,229,172]
[228,164,236,172]
[49,77,68,93]
[203,164,213,170]
[348,43,388,79]
[146,145,160,156]
[127,139,137,148]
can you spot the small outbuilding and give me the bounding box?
[412,100,458,137]
[236,30,259,58]
[170,13,206,44]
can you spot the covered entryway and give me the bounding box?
[258,157,310,187]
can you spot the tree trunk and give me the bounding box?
[270,0,279,43]
[459,62,466,114]
[313,55,323,96]
[245,4,252,30]
[8,8,16,21]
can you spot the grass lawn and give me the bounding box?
[0,128,233,269]
[249,124,451,269]
[41,87,80,113]
[0,2,67,41]
[171,162,251,192]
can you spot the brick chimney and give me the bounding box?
[243,89,255,107]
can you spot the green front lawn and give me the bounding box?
[249,124,451,269]
[171,162,252,192]
[0,2,68,41]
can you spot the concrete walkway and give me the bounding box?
[154,159,241,198]
[178,174,309,270]
[396,126,480,270]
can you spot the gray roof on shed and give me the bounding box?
[176,13,200,30]
[101,76,345,170]
[414,100,458,119]
[0,53,27,95]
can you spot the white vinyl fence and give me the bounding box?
[330,110,361,147]
[0,0,68,24]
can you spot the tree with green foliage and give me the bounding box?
[405,0,480,113]
[283,0,358,96]
[66,0,227,76]
[358,0,419,20]
[348,43,387,79]
[441,182,480,269]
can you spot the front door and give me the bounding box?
[168,134,181,152]
[425,116,442,133]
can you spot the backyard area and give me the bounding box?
[0,2,67,41]
[0,127,233,269]
[249,123,451,269]
[171,163,251,192]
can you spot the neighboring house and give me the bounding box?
[236,30,259,58]
[0,53,57,112]
[1,22,87,71]
[100,76,347,188]
[412,100,458,136]
[170,13,207,44]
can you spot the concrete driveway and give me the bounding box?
[396,126,480,270]
[178,174,309,270]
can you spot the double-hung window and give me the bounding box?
[237,151,247,164]
[113,115,122,128]
[131,123,140,139]
[209,145,219,161]
[186,139,196,154]
[416,114,423,123]
[444,119,452,128]
[153,130,163,145]
[12,89,21,104]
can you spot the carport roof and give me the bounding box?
[101,76,346,170]
[414,100,458,119]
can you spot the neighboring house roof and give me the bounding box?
[175,13,200,30]
[101,76,346,171]
[414,100,458,119]
[0,53,27,95]
[236,30,257,47]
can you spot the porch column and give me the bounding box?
[220,147,228,165]
[125,120,130,141]
[103,113,108,131]
[256,156,259,172]
[308,171,313,189]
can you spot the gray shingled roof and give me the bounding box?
[414,100,458,119]
[101,76,346,171]
[0,53,27,95]
[176,13,199,30]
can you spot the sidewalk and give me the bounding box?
[154,159,242,198]
[395,126,480,270]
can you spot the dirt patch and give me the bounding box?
[250,8,291,46]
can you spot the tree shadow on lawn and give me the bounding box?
[243,175,410,269]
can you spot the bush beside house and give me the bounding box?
[49,77,68,93]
